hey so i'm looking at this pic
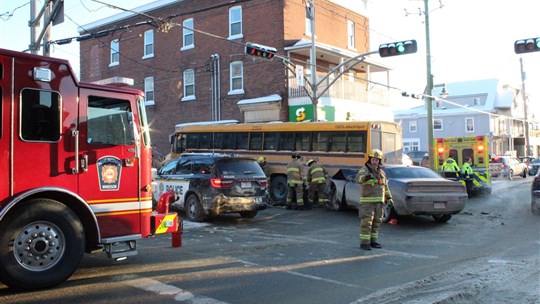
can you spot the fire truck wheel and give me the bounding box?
[0,199,85,291]
[270,176,288,204]
[185,194,206,222]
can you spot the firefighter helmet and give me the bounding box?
[257,156,266,164]
[368,149,383,160]
[307,159,316,166]
[292,153,301,159]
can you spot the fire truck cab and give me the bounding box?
[0,48,179,290]
[434,135,492,196]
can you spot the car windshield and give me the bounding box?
[384,166,442,179]
[531,159,540,164]
[216,159,264,177]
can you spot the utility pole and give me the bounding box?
[307,0,318,121]
[28,0,65,56]
[424,0,435,169]
[520,57,530,156]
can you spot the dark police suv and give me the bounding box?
[153,154,269,222]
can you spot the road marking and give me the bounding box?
[121,276,228,304]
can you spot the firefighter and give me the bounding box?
[306,159,329,208]
[286,153,308,210]
[441,154,460,178]
[355,149,393,250]
[257,156,269,177]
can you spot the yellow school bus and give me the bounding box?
[169,120,403,203]
[434,135,492,195]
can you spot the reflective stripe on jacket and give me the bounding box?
[308,165,327,184]
[442,158,460,171]
[355,163,392,203]
[287,159,303,185]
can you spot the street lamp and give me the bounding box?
[439,84,449,98]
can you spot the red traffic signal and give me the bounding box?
[245,43,277,59]
[379,40,417,57]
[514,37,540,54]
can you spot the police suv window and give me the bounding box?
[20,88,61,142]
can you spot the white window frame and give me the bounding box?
[182,69,195,101]
[347,20,356,50]
[403,139,420,153]
[434,118,443,131]
[409,120,417,133]
[465,117,474,132]
[229,61,244,95]
[110,39,119,67]
[143,30,154,59]
[144,77,155,106]
[228,6,243,40]
[181,18,194,51]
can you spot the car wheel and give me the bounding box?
[521,169,527,178]
[508,170,514,180]
[239,211,257,218]
[0,199,85,290]
[432,214,452,222]
[270,175,287,205]
[185,194,206,222]
[328,183,346,211]
[382,204,397,223]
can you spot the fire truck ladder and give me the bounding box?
[101,235,140,260]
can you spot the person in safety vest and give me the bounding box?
[286,153,308,210]
[461,157,474,195]
[306,159,329,208]
[355,149,393,250]
[441,154,460,178]
[257,156,270,177]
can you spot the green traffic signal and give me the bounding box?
[514,37,540,54]
[379,40,417,57]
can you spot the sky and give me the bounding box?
[1,0,539,113]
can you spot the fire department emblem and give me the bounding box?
[96,156,122,191]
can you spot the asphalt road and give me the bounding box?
[1,176,539,304]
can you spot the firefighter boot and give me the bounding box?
[360,243,371,250]
[370,241,382,249]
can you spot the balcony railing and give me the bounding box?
[288,74,390,107]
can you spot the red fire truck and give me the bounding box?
[0,48,180,290]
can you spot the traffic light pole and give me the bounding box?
[307,0,318,121]
[424,0,435,169]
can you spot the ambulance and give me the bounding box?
[434,135,492,195]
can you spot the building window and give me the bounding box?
[403,140,420,153]
[229,6,242,39]
[229,61,244,95]
[182,69,195,101]
[434,119,443,130]
[143,30,154,59]
[435,99,443,108]
[144,77,155,106]
[182,18,194,50]
[465,117,474,132]
[110,39,119,66]
[409,120,417,132]
[347,20,355,50]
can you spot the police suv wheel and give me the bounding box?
[185,194,206,222]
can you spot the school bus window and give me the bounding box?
[223,132,236,149]
[279,132,295,151]
[186,133,199,149]
[213,132,224,149]
[199,133,212,149]
[296,132,311,151]
[236,132,248,150]
[329,131,347,152]
[263,132,278,150]
[313,131,329,152]
[348,131,365,152]
[176,134,186,152]
[249,132,263,150]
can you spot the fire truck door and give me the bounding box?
[77,91,142,238]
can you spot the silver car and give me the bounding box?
[328,165,468,222]
[490,156,528,180]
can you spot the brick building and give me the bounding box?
[79,0,394,158]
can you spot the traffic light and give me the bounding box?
[245,43,277,59]
[514,37,540,54]
[379,40,417,57]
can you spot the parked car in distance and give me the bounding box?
[406,151,428,166]
[519,156,535,167]
[328,165,468,222]
[532,172,540,215]
[489,156,528,180]
[527,158,540,176]
[152,154,269,222]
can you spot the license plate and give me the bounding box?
[434,201,446,209]
[241,182,251,188]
